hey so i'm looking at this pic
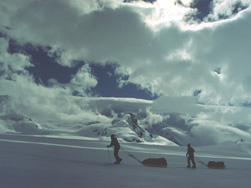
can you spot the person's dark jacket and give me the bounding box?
[107,137,120,149]
[186,146,195,157]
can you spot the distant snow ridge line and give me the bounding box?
[81,111,189,145]
[1,95,251,146]
[142,113,190,146]
[77,113,162,144]
[142,112,251,146]
[0,95,41,134]
[235,139,251,156]
[0,112,42,134]
[112,113,154,142]
[0,95,164,143]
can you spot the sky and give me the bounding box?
[1,0,251,124]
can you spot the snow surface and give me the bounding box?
[1,95,251,187]
[1,134,251,188]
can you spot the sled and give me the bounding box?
[207,161,226,169]
[141,158,167,168]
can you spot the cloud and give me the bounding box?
[204,0,250,21]
[122,6,251,106]
[68,0,124,15]
[1,0,251,109]
[0,77,111,123]
[190,117,251,145]
[69,64,98,95]
[0,38,33,81]
[0,37,151,124]
[151,96,201,115]
[0,37,102,123]
[2,0,251,145]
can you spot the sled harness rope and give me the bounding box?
[196,157,207,167]
[120,147,142,164]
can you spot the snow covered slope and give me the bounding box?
[0,134,251,188]
[0,95,41,134]
[1,95,251,146]
[0,95,174,145]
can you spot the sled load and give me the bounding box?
[207,161,226,169]
[141,158,167,168]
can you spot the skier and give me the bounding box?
[107,134,122,164]
[186,144,196,168]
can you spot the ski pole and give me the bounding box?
[107,147,111,163]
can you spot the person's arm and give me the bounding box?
[107,140,114,148]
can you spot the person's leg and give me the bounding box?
[191,156,196,168]
[118,148,122,162]
[187,156,191,167]
[114,148,120,163]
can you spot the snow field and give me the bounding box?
[0,134,251,188]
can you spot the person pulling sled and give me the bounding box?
[107,134,122,164]
[186,144,196,168]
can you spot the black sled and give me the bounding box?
[207,161,226,169]
[141,158,167,168]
